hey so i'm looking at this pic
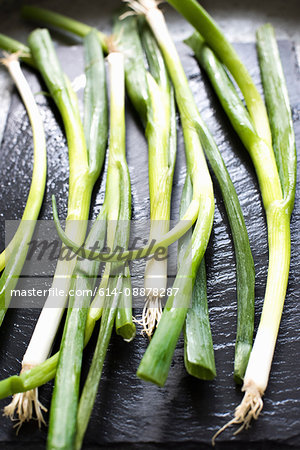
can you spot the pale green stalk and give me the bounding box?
[0,54,47,326]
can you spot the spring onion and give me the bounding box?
[166,0,295,438]
[24,27,91,368]
[192,27,293,442]
[0,53,47,330]
[141,22,177,336]
[113,15,177,336]
[0,34,34,68]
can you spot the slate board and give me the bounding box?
[0,35,299,450]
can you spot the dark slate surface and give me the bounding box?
[0,35,299,450]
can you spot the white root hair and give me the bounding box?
[211,383,264,446]
[3,388,47,433]
[134,295,163,338]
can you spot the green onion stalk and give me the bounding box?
[166,0,296,438]
[0,35,34,70]
[2,29,107,427]
[113,15,177,337]
[47,208,107,449]
[179,174,216,381]
[0,35,36,67]
[139,22,177,337]
[22,6,108,53]
[0,52,46,328]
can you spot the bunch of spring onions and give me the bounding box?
[0,27,135,445]
[34,5,215,385]
[21,4,254,383]
[0,21,138,415]
[0,34,134,433]
[121,0,254,386]
[0,52,47,327]
[0,4,253,404]
[22,6,177,338]
[0,5,213,390]
[21,5,207,264]
[19,6,213,363]
[0,0,253,409]
[0,2,295,445]
[165,0,296,439]
[0,27,107,426]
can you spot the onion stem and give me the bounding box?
[0,34,34,67]
[179,175,216,380]
[0,53,47,326]
[185,32,255,382]
[142,23,176,336]
[22,27,92,368]
[22,6,108,53]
